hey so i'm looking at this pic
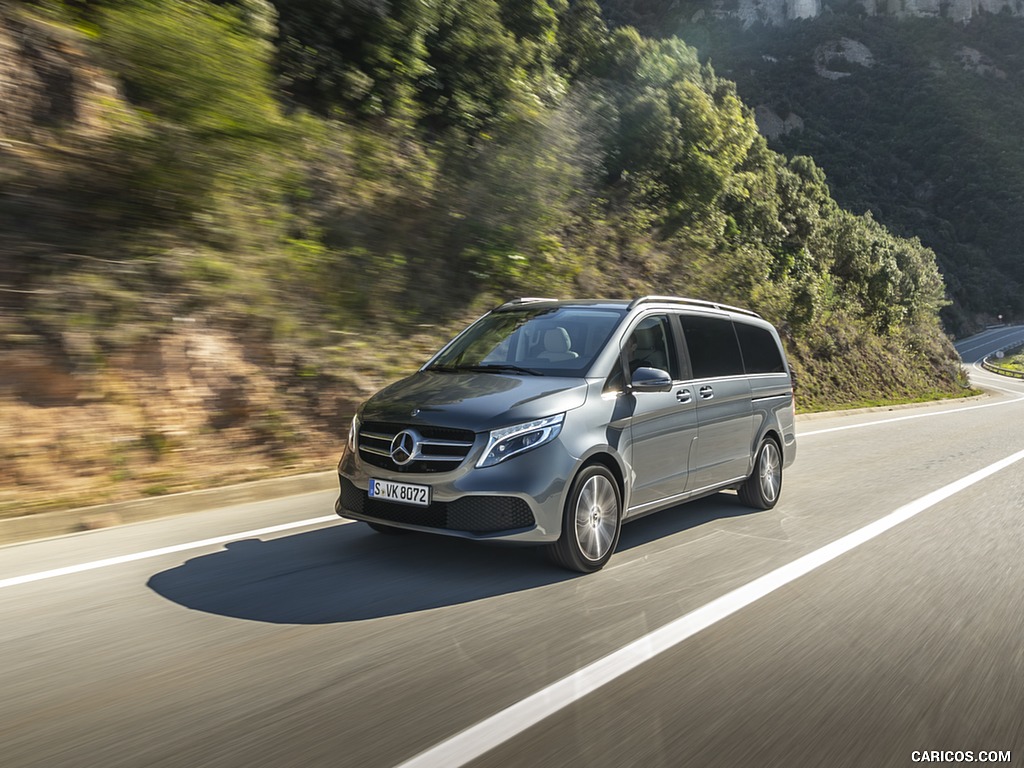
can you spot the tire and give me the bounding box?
[738,437,782,510]
[547,464,622,573]
[366,521,408,535]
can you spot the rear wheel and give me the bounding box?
[738,437,782,510]
[547,464,622,573]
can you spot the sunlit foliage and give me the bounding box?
[4,0,965,417]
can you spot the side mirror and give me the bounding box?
[628,367,673,393]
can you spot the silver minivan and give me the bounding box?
[336,296,796,572]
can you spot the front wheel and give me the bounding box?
[738,437,782,510]
[547,464,622,573]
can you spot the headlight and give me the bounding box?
[477,413,564,468]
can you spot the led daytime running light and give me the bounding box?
[346,414,359,452]
[477,413,565,467]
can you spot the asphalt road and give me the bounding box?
[2,327,1024,768]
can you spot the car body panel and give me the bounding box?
[688,373,755,490]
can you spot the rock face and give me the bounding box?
[866,0,1005,22]
[712,0,1023,25]
[814,38,875,79]
[754,105,805,139]
[956,46,1007,77]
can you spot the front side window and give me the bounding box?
[626,315,681,378]
[429,307,626,376]
[606,314,681,392]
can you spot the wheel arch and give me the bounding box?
[573,449,627,509]
[752,425,785,472]
[762,427,783,454]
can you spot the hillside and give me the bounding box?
[599,1,1024,334]
[0,0,968,517]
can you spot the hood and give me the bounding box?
[360,371,589,432]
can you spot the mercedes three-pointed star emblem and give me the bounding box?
[389,430,418,466]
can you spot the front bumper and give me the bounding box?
[336,437,576,543]
[337,478,537,536]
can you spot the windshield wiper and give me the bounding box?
[453,364,544,376]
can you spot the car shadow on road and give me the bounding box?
[147,492,760,625]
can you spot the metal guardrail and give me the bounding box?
[982,361,1024,378]
[981,343,1024,379]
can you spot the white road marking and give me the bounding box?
[394,446,1024,768]
[800,392,1024,436]
[0,515,340,590]
[969,368,1024,396]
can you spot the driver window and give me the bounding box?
[605,314,680,392]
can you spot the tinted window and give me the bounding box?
[679,315,744,379]
[735,322,786,374]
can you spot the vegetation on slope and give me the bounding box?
[0,0,968,513]
[602,2,1024,334]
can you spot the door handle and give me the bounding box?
[699,386,714,399]
[676,388,692,403]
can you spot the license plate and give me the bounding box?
[368,479,431,507]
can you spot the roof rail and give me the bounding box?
[497,297,558,309]
[627,295,761,318]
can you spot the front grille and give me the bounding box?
[338,478,534,534]
[358,421,476,473]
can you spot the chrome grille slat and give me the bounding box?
[357,421,476,473]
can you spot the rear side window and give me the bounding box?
[735,322,786,374]
[679,315,744,379]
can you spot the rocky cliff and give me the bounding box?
[707,0,1024,26]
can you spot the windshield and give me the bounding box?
[428,307,626,377]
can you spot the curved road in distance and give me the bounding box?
[955,323,1024,364]
[2,327,1024,768]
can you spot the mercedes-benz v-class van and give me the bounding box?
[336,296,796,572]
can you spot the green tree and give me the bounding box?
[555,0,609,78]
[419,0,524,133]
[274,0,436,118]
[612,41,756,225]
